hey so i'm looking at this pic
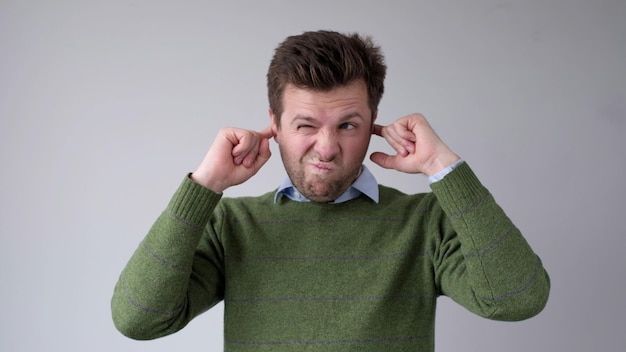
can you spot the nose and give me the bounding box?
[314,129,340,162]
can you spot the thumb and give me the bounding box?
[369,151,396,170]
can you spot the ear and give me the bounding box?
[269,108,279,143]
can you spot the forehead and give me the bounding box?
[282,80,370,118]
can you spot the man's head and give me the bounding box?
[267,30,386,126]
[267,31,387,202]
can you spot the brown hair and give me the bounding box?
[267,30,386,126]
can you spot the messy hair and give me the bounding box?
[267,30,386,126]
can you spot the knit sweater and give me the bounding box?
[111,163,550,351]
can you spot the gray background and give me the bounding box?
[1,0,624,351]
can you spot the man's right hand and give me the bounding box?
[190,126,274,193]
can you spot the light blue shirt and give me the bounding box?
[427,159,465,183]
[274,165,380,204]
[274,160,465,204]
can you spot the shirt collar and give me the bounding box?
[274,164,379,204]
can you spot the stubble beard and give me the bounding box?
[279,148,360,203]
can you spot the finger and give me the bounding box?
[241,127,275,167]
[371,124,384,136]
[243,136,273,169]
[241,136,262,168]
[254,137,272,167]
[258,125,275,139]
[231,131,258,165]
[384,130,409,156]
[376,126,407,156]
[369,151,396,170]
[386,122,416,142]
[387,124,417,154]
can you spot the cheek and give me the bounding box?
[342,137,371,161]
[279,135,310,158]
[344,136,370,151]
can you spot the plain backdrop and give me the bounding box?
[1,1,625,351]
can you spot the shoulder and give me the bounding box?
[218,190,277,209]
[377,184,441,214]
[378,184,434,202]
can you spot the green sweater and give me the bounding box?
[112,163,549,351]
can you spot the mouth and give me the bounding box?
[310,162,334,173]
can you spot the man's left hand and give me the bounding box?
[370,113,460,176]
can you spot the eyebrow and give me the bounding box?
[290,112,365,125]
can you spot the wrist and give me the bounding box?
[190,171,225,194]
[428,159,464,183]
[424,151,461,177]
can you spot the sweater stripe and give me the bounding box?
[463,226,516,259]
[141,242,187,273]
[225,335,432,346]
[225,294,436,303]
[119,277,185,316]
[233,216,414,225]
[225,250,432,262]
[483,256,543,302]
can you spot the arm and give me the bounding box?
[430,162,550,320]
[111,178,223,339]
[371,113,549,320]
[111,126,274,339]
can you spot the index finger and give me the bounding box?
[258,125,275,139]
[371,123,384,137]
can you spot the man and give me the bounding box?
[112,30,550,351]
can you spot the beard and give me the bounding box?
[278,146,363,203]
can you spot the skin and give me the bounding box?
[270,81,374,202]
[191,79,460,198]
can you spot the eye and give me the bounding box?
[297,124,314,130]
[338,122,356,130]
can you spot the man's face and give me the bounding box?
[270,80,375,202]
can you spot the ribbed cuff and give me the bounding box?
[428,159,465,183]
[429,162,488,216]
[166,173,222,228]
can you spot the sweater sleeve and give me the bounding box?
[111,175,225,340]
[429,162,550,321]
